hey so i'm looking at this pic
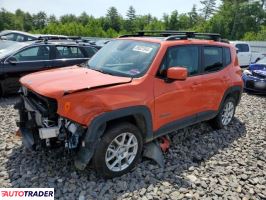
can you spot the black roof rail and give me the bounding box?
[119,30,195,38]
[37,36,68,40]
[119,30,223,42]
[191,33,221,41]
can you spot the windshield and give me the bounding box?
[87,40,160,77]
[0,41,27,59]
[256,57,266,65]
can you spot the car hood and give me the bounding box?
[20,66,132,99]
[249,63,266,71]
[252,70,266,78]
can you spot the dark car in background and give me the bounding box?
[0,40,98,95]
[77,37,111,50]
[243,57,266,94]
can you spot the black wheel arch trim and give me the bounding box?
[219,85,243,111]
[74,105,153,170]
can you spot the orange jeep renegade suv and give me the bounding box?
[17,31,243,178]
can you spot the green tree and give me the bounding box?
[0,8,16,30]
[106,7,121,32]
[60,14,77,24]
[48,15,57,24]
[23,12,33,31]
[125,6,136,32]
[188,5,199,27]
[200,0,217,20]
[32,11,47,30]
[0,1,265,40]
[168,10,179,30]
[127,6,136,20]
[79,12,89,26]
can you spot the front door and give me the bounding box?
[154,45,202,133]
[2,45,51,93]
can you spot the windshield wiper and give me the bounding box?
[89,66,115,75]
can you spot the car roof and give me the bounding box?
[0,30,37,38]
[118,37,232,48]
[27,40,96,47]
[118,31,232,47]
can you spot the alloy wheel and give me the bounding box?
[105,132,138,172]
[221,101,235,125]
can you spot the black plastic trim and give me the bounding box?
[155,114,197,138]
[219,85,243,108]
[154,110,217,139]
[74,105,153,170]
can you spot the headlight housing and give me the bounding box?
[243,69,252,76]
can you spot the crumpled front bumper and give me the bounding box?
[15,98,37,150]
[242,74,266,94]
[19,126,35,150]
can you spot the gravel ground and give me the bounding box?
[0,93,265,200]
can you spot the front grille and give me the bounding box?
[26,90,58,118]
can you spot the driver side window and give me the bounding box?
[158,45,200,77]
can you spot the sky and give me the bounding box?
[0,0,204,19]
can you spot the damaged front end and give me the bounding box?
[16,86,86,151]
[243,69,266,93]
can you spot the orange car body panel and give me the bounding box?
[20,38,243,133]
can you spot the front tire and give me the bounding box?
[210,97,236,129]
[93,122,143,178]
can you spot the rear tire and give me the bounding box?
[93,122,143,179]
[210,97,236,129]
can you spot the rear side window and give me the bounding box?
[13,46,50,61]
[203,47,223,72]
[16,34,24,42]
[84,46,97,58]
[56,46,85,59]
[159,45,200,76]
[235,44,249,52]
[224,47,231,66]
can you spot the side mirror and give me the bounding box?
[7,57,17,65]
[167,67,188,81]
[236,48,239,54]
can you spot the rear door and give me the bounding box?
[195,46,231,121]
[52,45,89,67]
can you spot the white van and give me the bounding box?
[230,41,264,67]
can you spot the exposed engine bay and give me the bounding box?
[16,86,86,150]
